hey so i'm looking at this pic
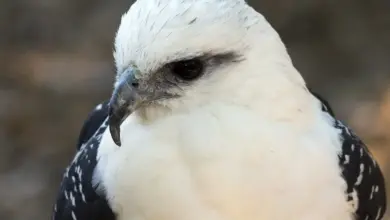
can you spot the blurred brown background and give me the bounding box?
[0,0,390,219]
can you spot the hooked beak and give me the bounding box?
[108,66,143,146]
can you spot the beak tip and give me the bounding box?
[108,103,123,147]
[115,140,122,147]
[109,123,122,147]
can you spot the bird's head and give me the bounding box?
[108,0,308,146]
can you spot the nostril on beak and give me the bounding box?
[131,81,139,88]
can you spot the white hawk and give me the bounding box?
[52,0,386,219]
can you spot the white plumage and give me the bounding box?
[51,0,386,219]
[94,0,353,219]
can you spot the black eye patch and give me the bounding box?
[166,51,242,81]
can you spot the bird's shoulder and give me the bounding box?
[314,91,386,220]
[335,119,386,220]
[52,101,116,220]
[77,101,110,149]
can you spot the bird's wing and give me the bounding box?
[52,102,116,220]
[313,92,387,220]
[77,101,110,149]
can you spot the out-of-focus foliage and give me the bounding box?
[0,0,389,219]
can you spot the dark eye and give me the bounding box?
[170,59,204,80]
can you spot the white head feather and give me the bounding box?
[113,0,316,122]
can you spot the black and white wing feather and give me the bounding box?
[77,101,110,149]
[52,101,116,220]
[314,92,387,220]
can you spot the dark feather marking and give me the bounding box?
[77,101,110,149]
[188,17,197,24]
[312,90,386,220]
[52,101,116,220]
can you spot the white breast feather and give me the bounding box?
[95,102,352,220]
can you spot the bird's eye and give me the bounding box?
[170,59,204,80]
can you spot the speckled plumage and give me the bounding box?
[314,91,386,220]
[52,102,115,220]
[335,117,386,219]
